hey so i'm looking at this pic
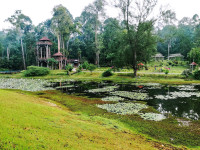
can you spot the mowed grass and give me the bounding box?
[0,90,160,150]
[2,68,200,85]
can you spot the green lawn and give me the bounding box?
[1,68,200,84]
[0,89,162,150]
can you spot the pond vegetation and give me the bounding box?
[0,78,200,148]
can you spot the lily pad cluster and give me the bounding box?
[139,113,166,121]
[111,91,148,100]
[101,96,125,102]
[0,78,53,91]
[88,86,119,93]
[177,85,197,91]
[56,85,74,89]
[97,103,166,121]
[97,103,147,115]
[155,91,200,100]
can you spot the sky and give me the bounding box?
[1,0,200,30]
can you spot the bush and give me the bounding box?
[65,64,73,75]
[82,61,89,70]
[193,70,200,80]
[77,65,83,73]
[23,66,50,77]
[162,67,170,75]
[102,69,113,77]
[88,64,96,73]
[181,69,192,78]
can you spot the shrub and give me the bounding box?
[162,67,170,75]
[88,64,96,73]
[82,61,89,70]
[65,64,73,75]
[181,69,192,78]
[193,70,200,80]
[77,65,83,73]
[23,66,50,77]
[102,69,113,77]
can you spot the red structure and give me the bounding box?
[52,52,67,70]
[36,37,79,70]
[36,37,52,67]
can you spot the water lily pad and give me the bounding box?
[0,78,53,91]
[97,103,147,115]
[139,113,166,121]
[111,91,148,100]
[88,86,118,93]
[101,96,125,102]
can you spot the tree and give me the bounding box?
[84,0,106,67]
[77,48,82,61]
[188,47,200,64]
[51,5,74,54]
[114,0,158,77]
[88,64,97,74]
[6,10,32,69]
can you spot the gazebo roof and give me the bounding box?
[40,37,51,41]
[37,37,52,45]
[153,53,164,58]
[138,63,144,66]
[53,52,63,57]
[190,62,197,66]
[169,53,184,58]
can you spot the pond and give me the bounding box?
[50,80,200,121]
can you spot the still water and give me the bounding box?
[50,81,200,120]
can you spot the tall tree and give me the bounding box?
[84,0,106,67]
[114,0,157,77]
[6,10,32,69]
[51,5,74,55]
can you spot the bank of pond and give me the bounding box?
[0,78,200,148]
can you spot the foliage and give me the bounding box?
[162,67,170,74]
[102,69,113,77]
[65,64,73,75]
[51,4,74,53]
[188,47,200,64]
[88,64,96,73]
[82,61,89,69]
[77,65,83,73]
[193,70,200,80]
[23,66,50,77]
[47,58,58,69]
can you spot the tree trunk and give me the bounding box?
[126,0,137,77]
[57,34,61,53]
[21,38,26,69]
[7,47,10,61]
[95,12,100,67]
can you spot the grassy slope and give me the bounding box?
[36,91,200,149]
[0,89,161,150]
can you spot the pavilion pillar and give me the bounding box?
[41,47,42,59]
[46,45,49,59]
[36,45,39,66]
[49,47,51,58]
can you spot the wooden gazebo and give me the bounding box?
[36,37,52,67]
[52,52,67,70]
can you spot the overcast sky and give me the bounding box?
[1,0,200,30]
